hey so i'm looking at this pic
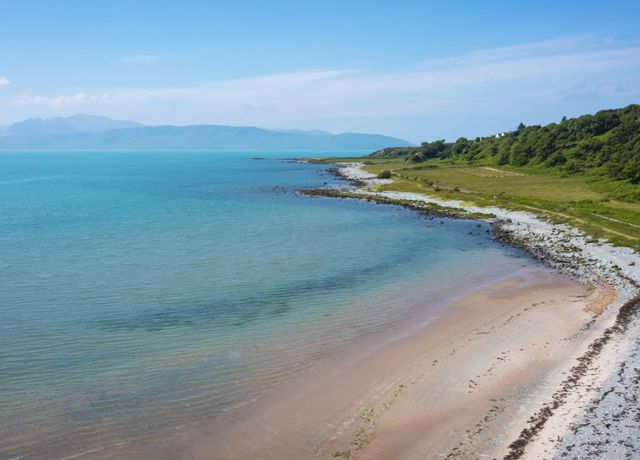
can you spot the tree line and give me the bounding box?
[371,104,640,183]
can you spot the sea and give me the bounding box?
[0,151,532,459]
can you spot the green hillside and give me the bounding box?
[311,105,640,250]
[370,104,640,196]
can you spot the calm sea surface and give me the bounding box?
[0,151,531,459]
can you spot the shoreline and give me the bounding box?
[299,161,640,459]
[178,267,599,460]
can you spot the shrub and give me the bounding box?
[377,170,392,179]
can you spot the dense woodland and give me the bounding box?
[371,104,640,183]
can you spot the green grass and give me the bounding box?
[391,165,603,201]
[347,160,640,251]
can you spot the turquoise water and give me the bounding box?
[0,151,530,459]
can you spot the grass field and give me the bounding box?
[316,157,640,251]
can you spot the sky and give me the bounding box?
[1,0,640,142]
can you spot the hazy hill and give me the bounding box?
[0,115,414,150]
[4,114,144,137]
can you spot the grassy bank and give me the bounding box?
[312,157,640,251]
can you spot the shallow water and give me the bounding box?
[0,151,531,459]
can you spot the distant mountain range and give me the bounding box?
[0,114,414,150]
[4,114,144,137]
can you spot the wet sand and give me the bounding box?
[166,266,605,460]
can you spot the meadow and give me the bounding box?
[317,157,640,251]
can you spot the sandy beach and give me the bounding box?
[171,266,607,460]
[290,161,640,459]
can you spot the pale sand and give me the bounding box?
[167,267,605,460]
[325,162,640,458]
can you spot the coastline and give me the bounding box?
[179,267,600,460]
[297,161,640,459]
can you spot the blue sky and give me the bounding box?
[1,0,639,142]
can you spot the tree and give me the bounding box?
[370,104,640,196]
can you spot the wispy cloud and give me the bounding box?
[8,36,640,139]
[0,76,9,86]
[120,54,168,63]
[12,92,115,108]
[109,37,640,118]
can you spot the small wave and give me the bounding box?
[0,175,75,186]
